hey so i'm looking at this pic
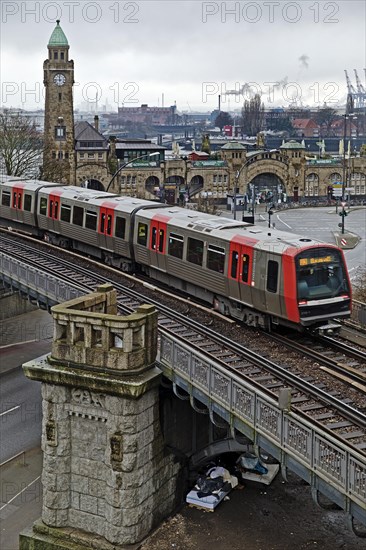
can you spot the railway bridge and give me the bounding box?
[1,251,365,548]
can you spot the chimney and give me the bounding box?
[94,115,99,133]
[109,136,116,156]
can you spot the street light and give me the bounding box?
[233,158,254,220]
[341,113,357,234]
[106,152,160,193]
[268,206,274,228]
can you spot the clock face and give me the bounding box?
[54,73,66,86]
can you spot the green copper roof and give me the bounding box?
[48,20,68,47]
[221,141,246,150]
[280,140,305,150]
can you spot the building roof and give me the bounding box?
[74,121,109,150]
[115,142,166,151]
[280,140,305,150]
[48,20,68,47]
[189,151,209,157]
[292,118,317,128]
[221,141,246,150]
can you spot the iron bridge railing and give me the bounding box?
[1,252,365,530]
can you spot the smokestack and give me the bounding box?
[162,93,164,108]
[218,94,221,112]
[94,115,99,133]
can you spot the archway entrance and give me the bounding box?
[164,175,185,204]
[188,175,204,199]
[82,179,105,191]
[250,173,286,205]
[145,175,160,199]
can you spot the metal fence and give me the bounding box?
[159,333,366,527]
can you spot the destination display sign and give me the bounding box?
[299,256,333,266]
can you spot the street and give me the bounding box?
[256,206,366,280]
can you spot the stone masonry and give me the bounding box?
[20,284,181,549]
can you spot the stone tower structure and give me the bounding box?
[20,284,180,549]
[43,20,75,184]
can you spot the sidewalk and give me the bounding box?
[0,448,43,550]
[0,310,53,376]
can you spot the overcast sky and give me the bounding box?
[1,0,365,113]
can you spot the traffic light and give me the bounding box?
[339,211,348,217]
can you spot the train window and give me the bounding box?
[231,251,238,278]
[49,200,54,217]
[168,233,183,259]
[1,191,11,207]
[207,245,225,273]
[241,254,250,283]
[267,260,279,293]
[151,227,157,249]
[85,210,97,230]
[40,197,47,215]
[54,201,59,219]
[137,223,148,246]
[187,237,203,266]
[115,217,126,239]
[72,205,84,226]
[296,248,349,299]
[61,204,71,222]
[158,229,165,253]
[24,194,32,211]
[13,192,17,208]
[106,215,112,236]
[100,213,105,233]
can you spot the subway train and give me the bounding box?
[0,176,352,333]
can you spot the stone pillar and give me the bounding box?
[20,284,181,549]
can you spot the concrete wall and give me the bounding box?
[0,288,38,320]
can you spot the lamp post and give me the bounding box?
[233,169,240,220]
[268,206,274,228]
[233,157,254,220]
[106,152,160,193]
[341,113,357,234]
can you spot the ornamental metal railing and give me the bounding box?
[158,333,366,527]
[1,252,365,527]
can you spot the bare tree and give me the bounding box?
[352,267,366,302]
[214,111,233,131]
[241,94,265,136]
[314,107,338,137]
[0,110,42,177]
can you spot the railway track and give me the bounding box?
[268,333,366,395]
[1,232,365,454]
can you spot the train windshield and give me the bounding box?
[296,247,350,301]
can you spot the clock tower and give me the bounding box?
[43,20,75,184]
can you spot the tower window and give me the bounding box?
[58,151,63,160]
[54,52,58,60]
[60,52,64,60]
[59,93,62,101]
[65,152,69,159]
[55,126,66,139]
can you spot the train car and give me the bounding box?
[0,177,65,235]
[133,207,351,332]
[35,186,168,269]
[0,179,351,333]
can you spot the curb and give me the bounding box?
[333,232,360,249]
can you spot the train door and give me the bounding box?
[99,206,115,251]
[48,193,61,234]
[11,186,24,222]
[228,241,253,304]
[149,218,167,271]
[264,255,281,315]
